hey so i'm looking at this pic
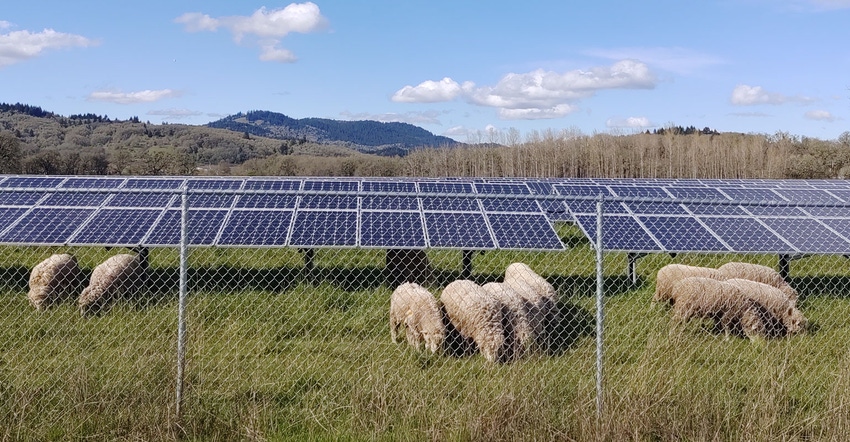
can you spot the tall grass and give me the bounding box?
[3,246,850,440]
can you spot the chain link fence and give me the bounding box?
[2,187,850,440]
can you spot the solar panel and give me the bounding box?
[360,211,425,248]
[71,209,162,245]
[218,210,293,246]
[290,211,357,247]
[0,208,94,245]
[424,212,494,249]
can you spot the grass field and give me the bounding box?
[3,244,850,441]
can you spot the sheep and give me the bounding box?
[653,264,725,305]
[670,276,771,340]
[27,253,81,310]
[724,278,808,336]
[503,263,557,352]
[440,279,510,363]
[386,249,433,287]
[482,282,533,361]
[389,282,446,354]
[78,248,148,316]
[718,262,798,304]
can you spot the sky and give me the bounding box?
[1,0,849,142]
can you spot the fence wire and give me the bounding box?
[3,189,850,440]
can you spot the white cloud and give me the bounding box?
[146,108,202,119]
[586,47,724,75]
[340,110,443,125]
[392,78,465,103]
[443,126,469,139]
[730,84,815,105]
[393,60,656,121]
[87,89,182,104]
[175,3,328,63]
[606,116,655,128]
[0,28,97,68]
[0,21,12,30]
[805,109,837,121]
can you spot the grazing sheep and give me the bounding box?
[482,282,533,361]
[78,248,148,316]
[503,263,557,351]
[27,253,81,310]
[386,249,433,287]
[671,277,771,340]
[440,280,509,363]
[653,264,725,304]
[389,282,446,354]
[718,262,798,304]
[724,278,808,335]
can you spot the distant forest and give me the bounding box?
[1,102,849,180]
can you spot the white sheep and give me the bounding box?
[718,262,797,304]
[724,278,807,336]
[389,282,446,354]
[27,253,81,310]
[440,279,509,363]
[503,262,557,351]
[653,264,725,304]
[78,248,148,316]
[670,276,770,340]
[482,282,533,361]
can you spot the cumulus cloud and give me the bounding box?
[730,84,815,105]
[146,108,203,119]
[606,116,655,128]
[339,110,443,125]
[0,28,98,68]
[805,109,837,121]
[392,78,466,103]
[87,89,182,104]
[0,21,11,30]
[392,60,656,120]
[175,3,328,63]
[586,47,724,75]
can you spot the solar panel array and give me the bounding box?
[0,175,563,250]
[3,175,850,254]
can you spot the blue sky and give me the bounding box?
[1,0,849,142]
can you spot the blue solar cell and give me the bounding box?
[0,207,27,232]
[640,216,728,252]
[107,192,174,208]
[0,176,64,188]
[71,209,162,245]
[146,210,228,245]
[743,205,807,217]
[362,181,416,193]
[760,218,850,254]
[243,179,302,191]
[487,213,563,250]
[574,215,660,252]
[666,187,728,200]
[803,206,850,217]
[187,179,243,190]
[609,186,670,198]
[421,196,479,211]
[61,177,124,188]
[360,211,425,248]
[683,203,746,216]
[475,183,530,195]
[525,181,555,195]
[290,211,357,247]
[362,195,419,211]
[627,201,687,215]
[218,210,293,246]
[303,180,358,192]
[698,217,793,253]
[827,189,850,203]
[40,192,109,207]
[236,194,298,209]
[124,178,185,189]
[565,200,628,215]
[419,182,474,194]
[539,200,571,221]
[719,188,783,202]
[481,197,540,213]
[554,184,613,197]
[0,208,94,244]
[0,191,45,206]
[299,195,358,210]
[773,189,843,204]
[424,212,494,249]
[818,219,850,242]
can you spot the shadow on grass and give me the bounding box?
[792,276,850,299]
[546,300,595,354]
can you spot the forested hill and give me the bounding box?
[207,110,459,154]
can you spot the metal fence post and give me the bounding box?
[176,186,189,419]
[595,195,605,421]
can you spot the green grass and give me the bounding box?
[3,246,850,440]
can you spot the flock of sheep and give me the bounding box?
[26,248,148,315]
[653,262,807,339]
[390,262,560,363]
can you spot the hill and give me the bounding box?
[207,110,459,155]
